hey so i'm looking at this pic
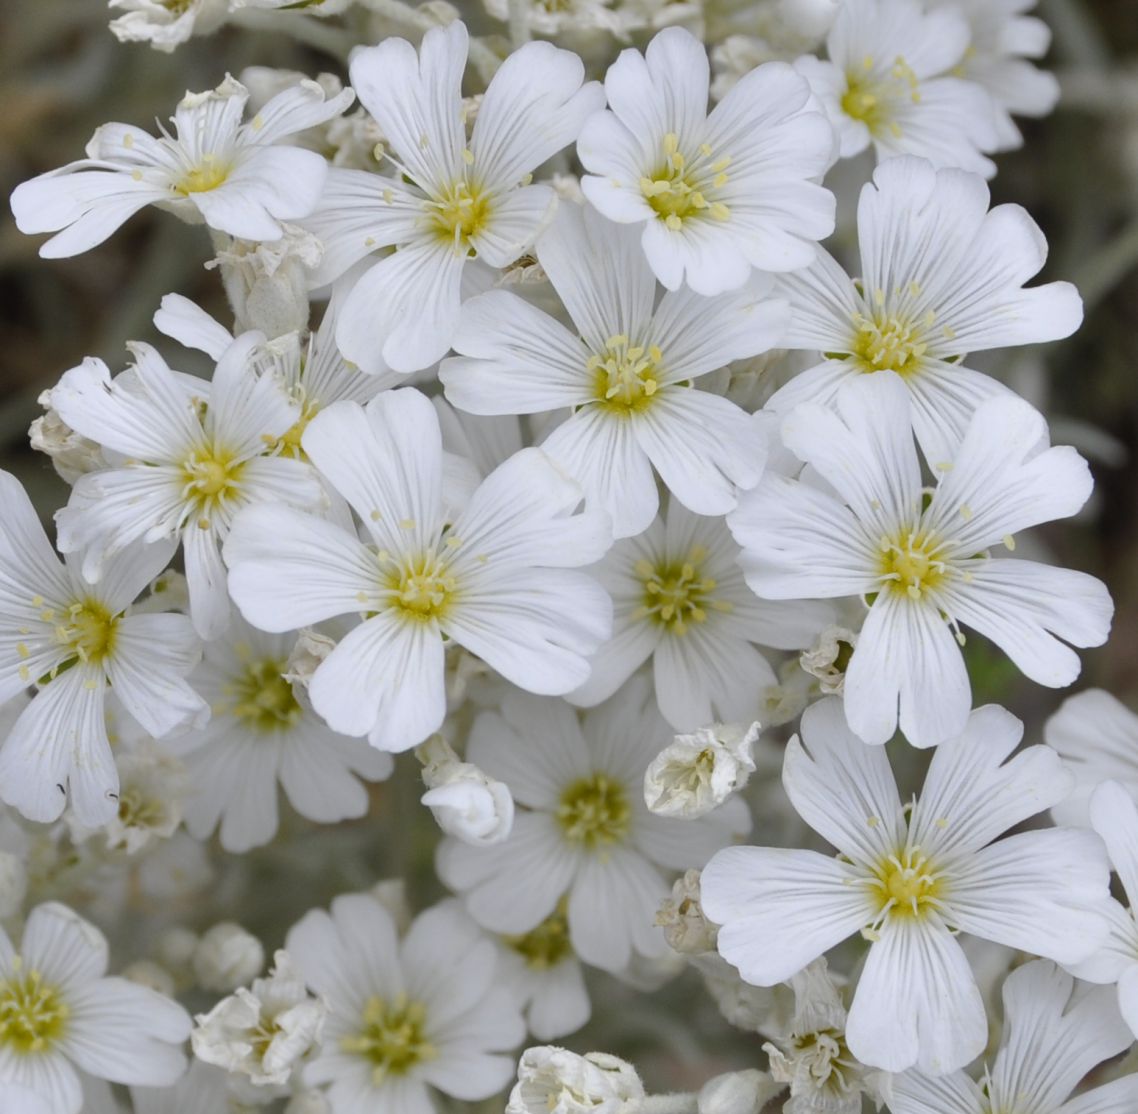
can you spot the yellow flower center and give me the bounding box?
[868,847,942,921]
[117,785,170,832]
[878,531,948,601]
[0,966,69,1055]
[274,399,320,460]
[342,995,435,1085]
[182,446,246,528]
[635,547,731,635]
[503,905,572,970]
[430,179,492,253]
[640,133,731,231]
[228,658,302,733]
[56,599,118,666]
[557,773,631,850]
[852,312,928,376]
[589,334,662,414]
[384,550,456,623]
[841,55,921,138]
[174,154,231,195]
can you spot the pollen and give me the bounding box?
[635,547,728,635]
[841,55,920,136]
[589,335,663,414]
[868,847,941,921]
[851,312,928,376]
[342,994,435,1086]
[385,551,456,623]
[56,599,118,666]
[557,772,631,850]
[503,903,573,970]
[878,530,948,600]
[640,134,730,229]
[429,179,492,254]
[173,153,231,195]
[0,966,69,1055]
[227,657,302,734]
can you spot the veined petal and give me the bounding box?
[21,903,108,986]
[947,828,1113,965]
[780,372,922,540]
[783,696,906,865]
[471,40,603,189]
[540,409,659,541]
[940,560,1112,688]
[0,664,116,826]
[649,278,788,383]
[1060,1074,1138,1114]
[309,611,446,752]
[244,80,355,147]
[225,504,380,629]
[447,446,611,571]
[634,388,766,517]
[844,591,971,748]
[988,961,1131,1112]
[926,395,1093,553]
[886,1070,985,1114]
[444,566,612,695]
[10,166,169,258]
[729,472,879,599]
[1089,780,1138,910]
[349,23,467,198]
[183,520,231,640]
[301,390,446,556]
[469,184,555,269]
[701,846,871,986]
[535,203,657,351]
[336,237,466,375]
[845,917,985,1075]
[153,293,233,360]
[910,704,1073,861]
[208,330,299,456]
[301,169,425,287]
[443,290,589,415]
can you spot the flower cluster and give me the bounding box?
[3,0,1133,1112]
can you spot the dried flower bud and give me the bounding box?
[645,722,759,819]
[799,627,858,695]
[657,870,719,954]
[507,1047,644,1114]
[418,735,515,845]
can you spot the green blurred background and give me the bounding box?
[1,0,1136,733]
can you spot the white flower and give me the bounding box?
[1045,689,1138,826]
[0,902,191,1113]
[10,76,352,257]
[418,735,514,845]
[0,472,206,826]
[794,0,999,174]
[302,21,603,373]
[799,626,858,696]
[224,388,613,754]
[96,742,186,854]
[566,496,830,723]
[643,722,759,819]
[437,681,750,972]
[578,26,836,294]
[168,617,392,853]
[506,1047,644,1114]
[768,156,1083,467]
[442,204,785,539]
[192,950,328,1086]
[887,960,1138,1114]
[1066,780,1138,1042]
[701,697,1114,1074]
[108,0,229,53]
[763,959,877,1114]
[927,0,1061,151]
[730,373,1112,747]
[287,894,525,1111]
[50,332,325,640]
[193,923,265,993]
[495,903,591,1042]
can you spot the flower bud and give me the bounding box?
[698,1069,782,1114]
[507,1047,644,1114]
[644,723,759,819]
[418,735,514,845]
[656,870,719,954]
[193,923,265,992]
[799,626,858,695]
